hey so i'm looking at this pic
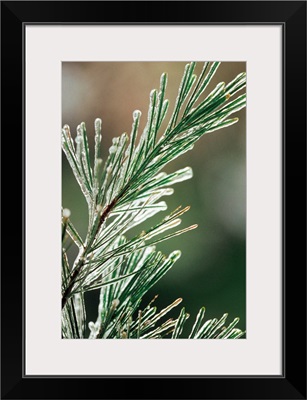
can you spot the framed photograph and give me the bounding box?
[1,1,306,399]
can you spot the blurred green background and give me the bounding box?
[62,62,246,337]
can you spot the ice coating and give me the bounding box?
[169,250,181,262]
[169,166,193,184]
[160,72,167,87]
[133,110,142,120]
[96,204,103,213]
[109,145,116,154]
[75,136,82,144]
[144,218,182,240]
[150,89,157,101]
[63,124,71,137]
[95,117,102,127]
[76,124,83,138]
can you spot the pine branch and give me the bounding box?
[62,62,246,339]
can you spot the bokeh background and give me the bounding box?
[62,62,246,337]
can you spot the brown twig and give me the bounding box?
[61,197,118,309]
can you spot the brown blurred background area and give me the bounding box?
[62,62,246,336]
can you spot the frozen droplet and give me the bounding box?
[150,89,157,100]
[96,204,103,213]
[63,124,70,136]
[75,136,82,144]
[162,99,169,108]
[120,132,128,143]
[97,158,103,165]
[133,110,141,120]
[112,137,119,145]
[95,118,102,127]
[106,166,112,175]
[155,172,167,180]
[62,208,71,218]
[160,72,167,87]
[109,145,116,154]
[76,124,82,135]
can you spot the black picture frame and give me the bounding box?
[1,1,306,399]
